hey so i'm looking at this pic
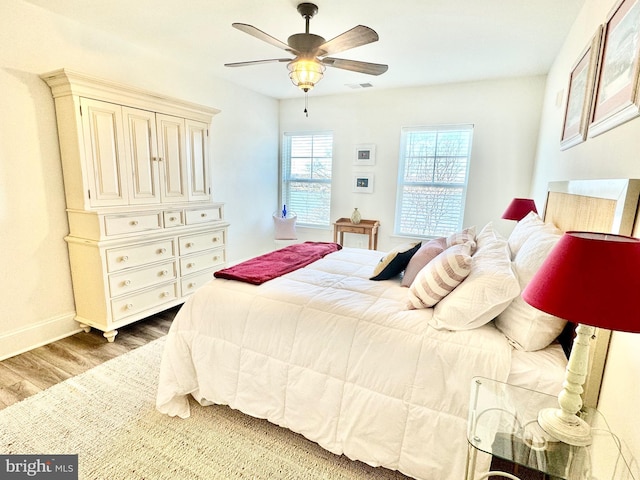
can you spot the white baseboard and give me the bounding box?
[0,311,82,361]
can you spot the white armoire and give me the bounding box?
[42,69,228,341]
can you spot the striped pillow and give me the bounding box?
[446,226,477,253]
[407,242,473,309]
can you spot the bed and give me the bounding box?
[156,179,640,480]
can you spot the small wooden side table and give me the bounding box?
[333,218,380,250]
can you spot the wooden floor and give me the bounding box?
[0,306,179,411]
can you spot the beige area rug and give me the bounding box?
[0,337,410,480]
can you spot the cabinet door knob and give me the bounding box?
[161,291,171,298]
[120,255,129,262]
[212,237,219,243]
[189,282,196,288]
[213,256,219,261]
[161,270,169,276]
[123,279,131,286]
[187,262,195,268]
[200,212,207,217]
[126,303,134,310]
[169,216,177,222]
[130,220,139,226]
[158,248,167,254]
[186,242,193,248]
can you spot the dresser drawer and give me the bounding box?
[108,260,177,297]
[179,230,225,255]
[180,249,225,275]
[340,226,366,234]
[185,206,222,225]
[106,239,175,273]
[111,282,178,321]
[181,269,215,296]
[104,212,163,236]
[163,210,184,228]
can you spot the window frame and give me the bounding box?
[280,131,334,228]
[394,124,474,238]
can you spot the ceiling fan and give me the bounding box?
[225,2,388,94]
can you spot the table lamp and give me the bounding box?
[522,231,640,446]
[501,198,538,221]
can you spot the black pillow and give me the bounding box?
[370,242,421,280]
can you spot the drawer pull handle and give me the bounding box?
[123,280,131,286]
[161,270,169,276]
[212,238,219,243]
[161,291,171,298]
[200,213,207,217]
[213,256,219,261]
[130,220,139,226]
[120,255,129,262]
[158,248,167,254]
[189,282,197,288]
[169,216,177,222]
[186,242,193,248]
[187,262,195,268]
[126,303,134,310]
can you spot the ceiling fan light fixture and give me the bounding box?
[288,58,325,92]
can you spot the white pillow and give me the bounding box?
[431,223,519,330]
[495,228,566,351]
[273,215,297,240]
[507,212,559,259]
[406,242,473,309]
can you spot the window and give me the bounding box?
[281,131,333,227]
[395,125,473,237]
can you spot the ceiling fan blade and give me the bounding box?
[318,26,379,56]
[232,23,297,54]
[322,57,388,75]
[225,58,292,67]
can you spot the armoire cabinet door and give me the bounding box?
[80,98,129,206]
[156,114,188,203]
[122,107,161,205]
[186,119,211,201]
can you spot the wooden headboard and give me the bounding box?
[543,179,640,408]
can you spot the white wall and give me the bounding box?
[531,0,640,467]
[279,77,546,249]
[0,0,279,358]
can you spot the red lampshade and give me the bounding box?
[522,232,640,333]
[501,198,538,221]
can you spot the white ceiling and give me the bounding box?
[25,0,585,99]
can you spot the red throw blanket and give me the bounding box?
[214,242,342,285]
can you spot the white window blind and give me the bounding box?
[395,125,473,237]
[281,132,333,227]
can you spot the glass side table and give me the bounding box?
[465,377,635,480]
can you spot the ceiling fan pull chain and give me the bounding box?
[304,92,309,117]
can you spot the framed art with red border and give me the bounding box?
[589,0,640,137]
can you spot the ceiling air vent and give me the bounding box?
[346,83,374,89]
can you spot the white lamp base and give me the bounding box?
[537,407,592,446]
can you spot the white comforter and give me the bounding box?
[156,247,512,480]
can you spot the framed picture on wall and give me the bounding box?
[353,173,374,193]
[588,0,640,137]
[560,26,603,149]
[355,144,376,165]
